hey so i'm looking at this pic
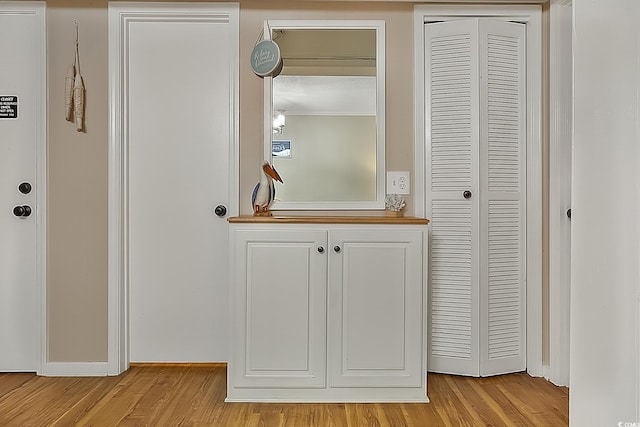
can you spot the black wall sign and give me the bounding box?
[0,96,18,119]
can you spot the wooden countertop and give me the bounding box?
[228,215,430,225]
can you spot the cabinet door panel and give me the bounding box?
[329,229,423,388]
[233,230,327,388]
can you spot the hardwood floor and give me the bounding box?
[0,364,568,426]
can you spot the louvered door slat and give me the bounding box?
[485,30,523,194]
[430,201,473,363]
[487,201,523,362]
[430,27,474,194]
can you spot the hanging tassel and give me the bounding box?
[64,64,75,121]
[72,20,85,132]
[73,73,85,132]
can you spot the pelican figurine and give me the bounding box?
[252,162,283,216]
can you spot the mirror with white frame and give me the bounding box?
[264,20,385,210]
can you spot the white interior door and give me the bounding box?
[426,19,526,377]
[121,4,236,362]
[0,2,45,372]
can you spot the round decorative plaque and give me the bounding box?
[250,39,282,78]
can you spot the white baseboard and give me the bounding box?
[41,362,109,377]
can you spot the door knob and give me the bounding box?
[13,205,32,218]
[463,190,472,199]
[567,208,571,220]
[317,246,325,254]
[18,182,32,194]
[214,205,227,217]
[333,245,341,253]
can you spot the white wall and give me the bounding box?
[571,0,640,425]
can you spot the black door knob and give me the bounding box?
[334,245,341,253]
[317,246,325,254]
[18,182,32,194]
[567,208,571,220]
[463,190,472,199]
[13,205,32,217]
[214,205,227,217]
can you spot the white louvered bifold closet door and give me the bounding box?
[426,19,526,377]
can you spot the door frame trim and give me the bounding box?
[107,2,239,375]
[34,1,47,376]
[413,3,543,376]
[548,0,572,387]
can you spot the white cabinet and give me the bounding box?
[227,218,428,402]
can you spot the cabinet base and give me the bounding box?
[225,388,429,403]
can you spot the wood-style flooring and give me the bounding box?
[0,364,568,426]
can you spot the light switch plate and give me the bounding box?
[387,171,410,195]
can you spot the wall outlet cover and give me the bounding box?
[387,171,410,195]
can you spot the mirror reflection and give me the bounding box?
[267,26,383,208]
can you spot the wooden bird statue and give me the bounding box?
[252,162,283,216]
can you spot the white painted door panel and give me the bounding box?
[231,230,327,389]
[478,20,526,376]
[128,14,232,362]
[328,229,423,388]
[426,20,480,376]
[0,3,44,372]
